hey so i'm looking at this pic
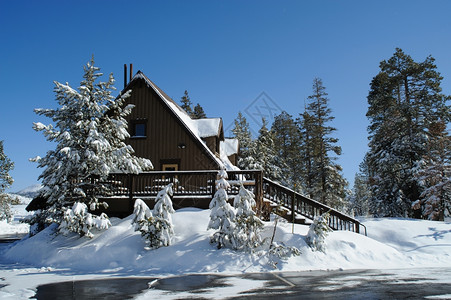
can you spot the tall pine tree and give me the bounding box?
[297,110,315,194]
[349,159,372,217]
[302,78,348,209]
[180,90,194,116]
[254,118,282,182]
[232,112,260,170]
[414,120,451,220]
[180,90,207,119]
[271,111,302,191]
[193,103,207,119]
[366,48,450,218]
[31,58,153,232]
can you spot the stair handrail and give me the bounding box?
[263,177,366,235]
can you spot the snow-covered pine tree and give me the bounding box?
[132,199,152,231]
[208,167,236,249]
[306,212,332,252]
[254,118,283,182]
[0,141,13,193]
[136,183,175,249]
[414,121,451,220]
[366,49,450,218]
[271,111,303,191]
[59,202,111,238]
[31,57,153,234]
[152,183,175,232]
[0,141,14,222]
[349,161,371,217]
[232,112,260,170]
[302,78,349,209]
[233,184,264,252]
[297,110,315,196]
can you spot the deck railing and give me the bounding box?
[108,169,263,200]
[104,170,365,235]
[263,177,366,235]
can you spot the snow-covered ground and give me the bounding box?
[0,196,32,238]
[0,201,450,299]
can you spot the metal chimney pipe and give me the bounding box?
[129,63,133,83]
[124,64,127,88]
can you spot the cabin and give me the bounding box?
[122,70,238,172]
[93,69,245,215]
[26,67,366,235]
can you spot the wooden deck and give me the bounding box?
[100,170,365,235]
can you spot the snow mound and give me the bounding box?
[13,184,42,199]
[2,211,451,274]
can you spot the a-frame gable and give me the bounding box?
[122,71,222,170]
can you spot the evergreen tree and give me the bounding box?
[59,202,111,238]
[349,160,372,217]
[208,168,236,249]
[180,90,207,119]
[135,184,175,248]
[271,112,303,191]
[180,90,193,116]
[192,103,207,119]
[233,184,264,252]
[232,112,259,170]
[0,141,14,222]
[366,48,450,218]
[303,78,348,209]
[31,57,153,233]
[414,121,451,220]
[0,141,13,193]
[132,198,152,231]
[254,119,282,181]
[297,111,315,195]
[306,212,332,252]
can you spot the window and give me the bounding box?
[160,159,180,171]
[162,163,178,171]
[131,119,147,138]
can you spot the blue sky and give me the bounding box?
[1,0,450,192]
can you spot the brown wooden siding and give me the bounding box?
[227,154,237,166]
[123,79,219,171]
[202,136,219,155]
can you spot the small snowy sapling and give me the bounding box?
[233,183,264,252]
[132,199,152,231]
[208,167,236,249]
[306,212,332,252]
[134,184,175,249]
[58,202,111,238]
[266,208,301,268]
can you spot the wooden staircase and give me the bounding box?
[261,177,367,235]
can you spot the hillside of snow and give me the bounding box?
[11,184,42,200]
[2,208,450,275]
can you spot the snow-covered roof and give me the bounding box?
[127,72,230,169]
[193,118,222,138]
[220,138,239,156]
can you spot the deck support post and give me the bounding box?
[255,170,263,217]
[128,174,134,214]
[291,189,295,226]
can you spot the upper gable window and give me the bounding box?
[131,119,147,138]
